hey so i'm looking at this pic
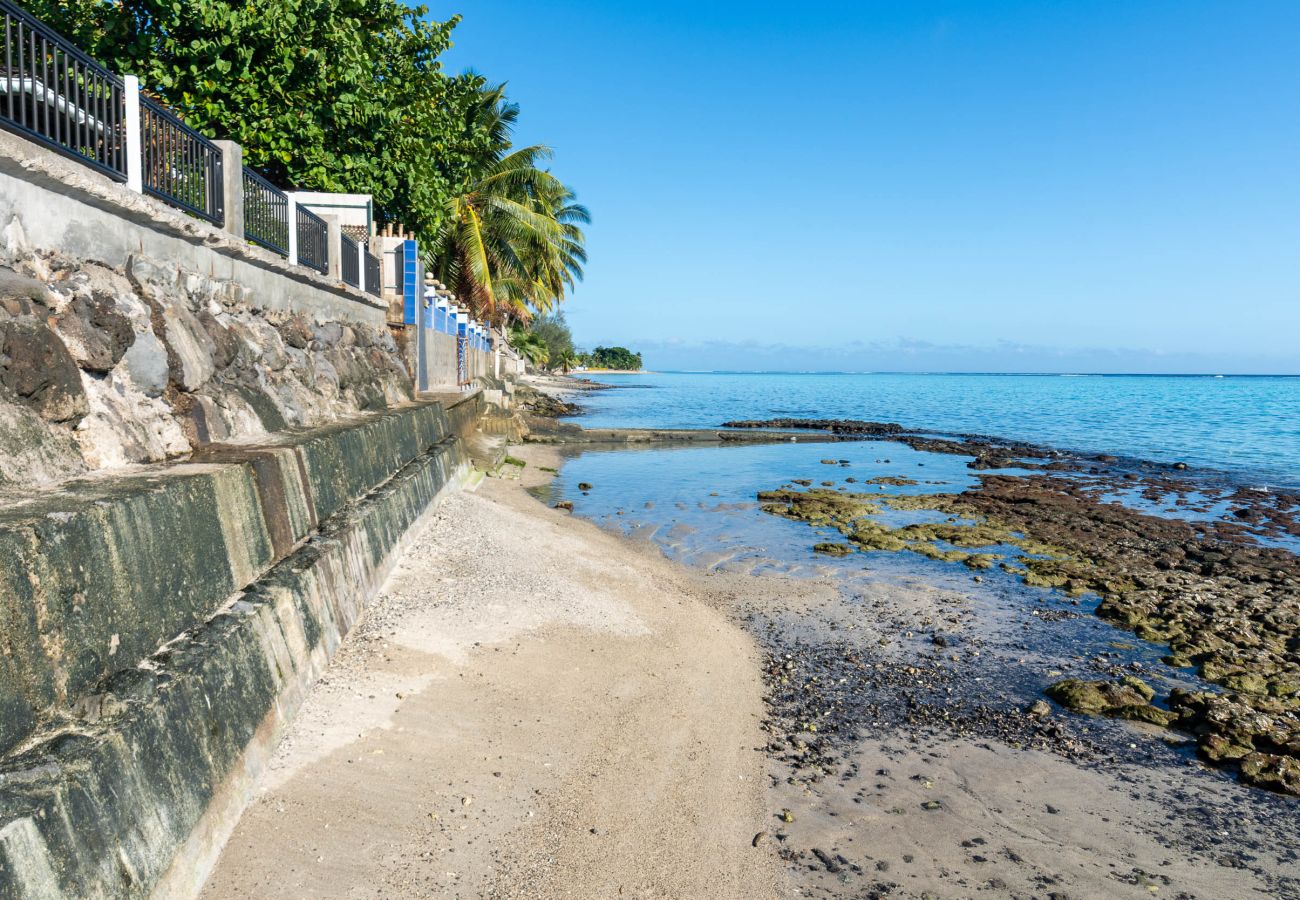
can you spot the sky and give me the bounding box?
[437,1,1300,373]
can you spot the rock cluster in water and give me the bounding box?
[759,475,1300,796]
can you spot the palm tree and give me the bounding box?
[429,84,589,326]
[508,326,550,369]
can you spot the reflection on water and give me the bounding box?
[536,438,1220,712]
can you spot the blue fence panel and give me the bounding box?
[400,239,418,325]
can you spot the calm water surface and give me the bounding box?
[570,372,1300,487]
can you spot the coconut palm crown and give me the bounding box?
[429,84,589,326]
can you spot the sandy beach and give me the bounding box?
[202,445,786,899]
[201,422,1298,899]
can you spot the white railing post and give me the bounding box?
[212,140,244,239]
[123,75,143,193]
[357,237,366,292]
[323,214,342,281]
[286,194,298,267]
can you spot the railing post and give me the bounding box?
[323,214,342,281]
[357,238,367,292]
[123,75,143,193]
[213,141,244,240]
[286,195,299,267]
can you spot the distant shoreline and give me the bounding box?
[573,368,651,375]
[618,370,1299,378]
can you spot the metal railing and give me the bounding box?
[295,203,328,274]
[140,95,222,225]
[242,166,288,255]
[0,0,125,179]
[364,251,381,297]
[0,2,388,293]
[340,231,359,287]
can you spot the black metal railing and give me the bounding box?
[0,1,125,179]
[363,251,381,297]
[295,203,327,274]
[242,166,288,256]
[340,231,359,287]
[140,95,222,224]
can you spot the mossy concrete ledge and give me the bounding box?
[0,400,480,898]
[0,398,479,760]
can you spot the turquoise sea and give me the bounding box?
[571,372,1300,487]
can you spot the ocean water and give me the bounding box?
[570,372,1300,487]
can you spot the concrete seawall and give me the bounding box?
[0,393,485,898]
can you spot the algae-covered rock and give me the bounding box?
[909,543,970,564]
[1200,733,1253,762]
[1046,678,1153,714]
[1113,704,1179,727]
[1045,677,1174,726]
[757,488,880,528]
[1267,674,1300,699]
[1222,673,1270,695]
[813,542,855,557]
[847,521,908,552]
[1239,752,1300,795]
[1121,674,1156,702]
[962,553,1001,570]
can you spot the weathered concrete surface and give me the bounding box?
[0,392,481,898]
[420,331,492,391]
[0,439,472,899]
[0,129,383,324]
[0,399,476,759]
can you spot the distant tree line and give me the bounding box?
[508,313,641,372]
[581,347,642,371]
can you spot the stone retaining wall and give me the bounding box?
[0,129,418,497]
[0,395,482,898]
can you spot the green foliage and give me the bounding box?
[28,1,591,321]
[582,346,643,371]
[529,313,575,365]
[26,0,492,241]
[507,325,550,368]
[428,86,588,324]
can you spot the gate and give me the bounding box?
[457,335,470,386]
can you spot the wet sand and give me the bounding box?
[202,440,1299,899]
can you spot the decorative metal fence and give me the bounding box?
[0,0,126,179]
[340,231,359,287]
[363,251,381,297]
[295,203,328,274]
[457,335,470,386]
[242,167,288,255]
[140,96,223,225]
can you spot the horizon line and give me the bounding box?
[628,370,1300,378]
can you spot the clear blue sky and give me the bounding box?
[438,1,1300,373]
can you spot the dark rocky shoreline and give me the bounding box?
[740,417,1300,798]
[531,405,1300,896]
